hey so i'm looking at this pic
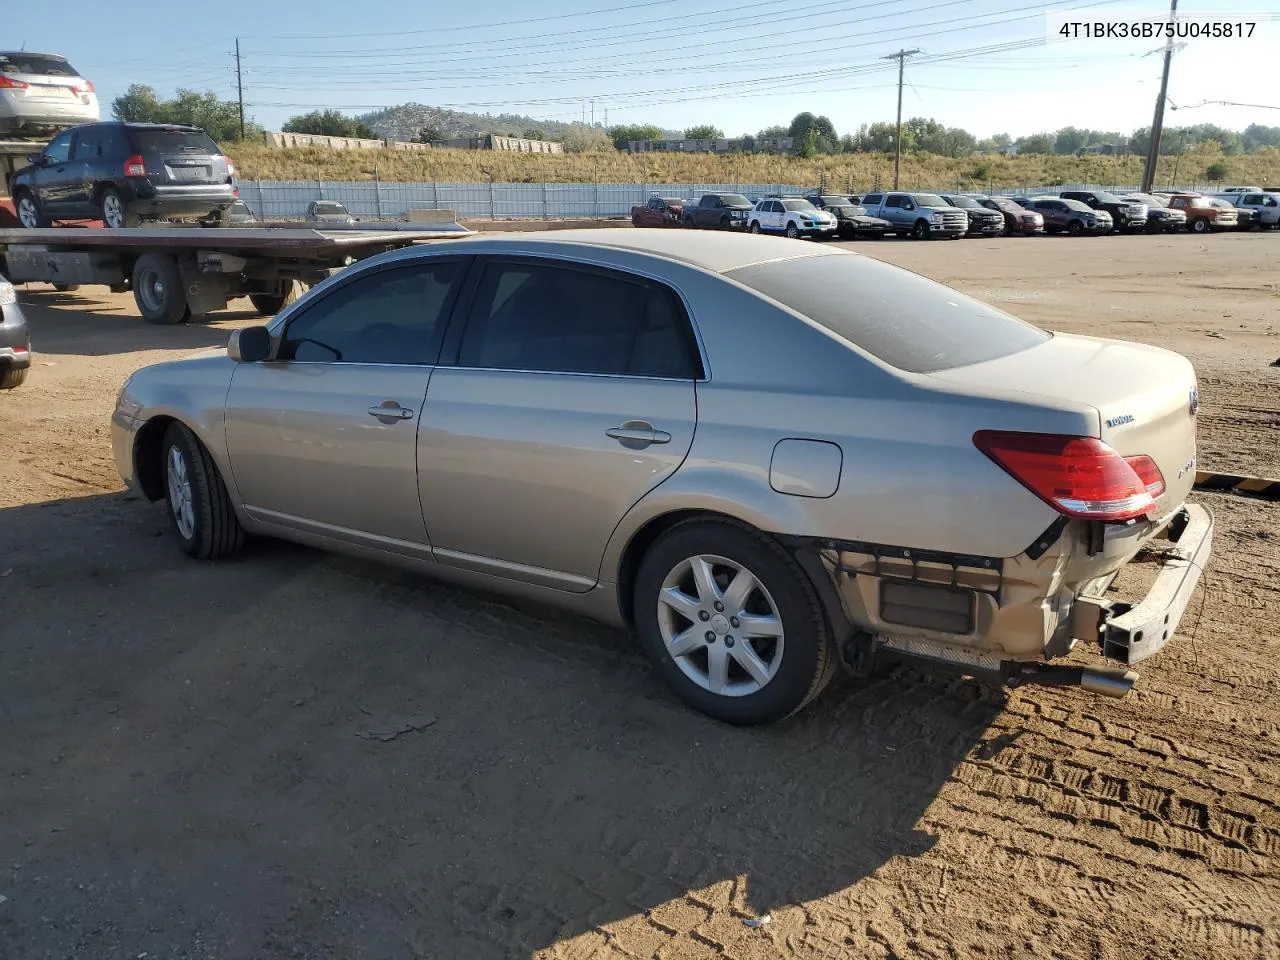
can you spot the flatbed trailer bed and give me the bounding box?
[0,223,471,324]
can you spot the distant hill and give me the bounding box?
[359,103,584,142]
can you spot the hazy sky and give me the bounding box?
[10,0,1276,139]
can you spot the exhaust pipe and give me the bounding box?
[1002,662,1138,699]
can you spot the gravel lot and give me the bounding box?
[1,231,1278,960]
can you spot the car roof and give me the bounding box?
[405,227,841,275]
[0,50,68,59]
[121,122,206,132]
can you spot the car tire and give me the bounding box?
[249,280,303,317]
[719,215,730,229]
[632,518,836,725]
[132,252,189,325]
[784,222,799,239]
[1191,218,1209,233]
[0,366,28,389]
[99,187,140,229]
[749,221,761,234]
[52,283,80,292]
[1067,220,1084,236]
[14,190,48,229]
[161,422,245,560]
[911,219,931,240]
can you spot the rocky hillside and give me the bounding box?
[358,104,573,141]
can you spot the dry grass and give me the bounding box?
[224,141,1280,189]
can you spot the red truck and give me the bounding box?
[631,195,685,228]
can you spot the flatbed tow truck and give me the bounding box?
[0,221,471,323]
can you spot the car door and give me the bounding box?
[31,129,76,212]
[417,256,701,591]
[882,194,906,228]
[67,125,101,216]
[223,257,469,556]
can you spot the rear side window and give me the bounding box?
[727,255,1050,374]
[280,261,462,364]
[862,194,882,205]
[0,53,78,76]
[457,261,701,379]
[127,128,221,154]
[884,195,904,208]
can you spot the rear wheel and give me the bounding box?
[132,253,189,325]
[162,422,245,560]
[911,219,931,240]
[249,280,303,317]
[0,366,28,389]
[15,191,47,229]
[99,187,140,228]
[633,519,836,725]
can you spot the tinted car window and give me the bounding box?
[719,194,749,206]
[727,255,1050,374]
[862,194,882,205]
[127,128,221,154]
[43,131,73,164]
[457,261,699,379]
[0,53,78,76]
[280,261,461,364]
[944,196,982,209]
[884,196,904,208]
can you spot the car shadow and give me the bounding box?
[0,490,1005,960]
[14,285,265,357]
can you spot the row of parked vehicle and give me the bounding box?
[632,187,1280,241]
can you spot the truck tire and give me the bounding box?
[911,219,931,240]
[249,280,303,317]
[99,187,141,228]
[1191,217,1209,233]
[132,253,189,325]
[14,190,48,229]
[719,215,730,229]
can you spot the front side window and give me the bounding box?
[279,261,462,364]
[862,194,882,205]
[44,131,73,164]
[456,261,700,379]
[884,195,904,208]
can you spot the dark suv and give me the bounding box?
[11,121,237,229]
[1058,190,1147,233]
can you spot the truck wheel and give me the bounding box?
[911,219,931,240]
[15,191,48,229]
[1067,220,1084,236]
[632,518,836,725]
[100,187,141,229]
[719,215,730,229]
[1191,218,1209,233]
[162,422,245,560]
[249,280,303,317]
[132,253,189,325]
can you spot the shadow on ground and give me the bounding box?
[0,491,1002,959]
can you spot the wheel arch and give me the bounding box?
[132,414,179,502]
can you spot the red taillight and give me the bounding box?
[72,80,95,93]
[226,160,235,178]
[973,431,1160,521]
[0,76,29,89]
[124,154,146,177]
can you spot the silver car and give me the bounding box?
[111,230,1213,725]
[0,51,99,136]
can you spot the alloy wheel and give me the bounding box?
[166,445,196,540]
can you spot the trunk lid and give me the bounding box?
[128,127,230,186]
[928,332,1200,519]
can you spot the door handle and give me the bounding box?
[367,401,414,421]
[606,420,671,448]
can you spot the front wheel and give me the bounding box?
[633,519,836,725]
[162,422,245,560]
[911,219,931,240]
[748,220,761,234]
[784,222,799,239]
[15,191,47,229]
[1191,218,1209,233]
[1067,220,1084,236]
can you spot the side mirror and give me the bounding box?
[228,325,272,363]
[903,202,915,211]
[27,153,44,165]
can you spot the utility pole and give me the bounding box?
[882,48,920,190]
[235,37,245,141]
[1141,0,1177,192]
[591,100,595,127]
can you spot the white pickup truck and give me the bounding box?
[857,191,968,240]
[1212,191,1280,229]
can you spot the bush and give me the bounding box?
[1205,160,1229,181]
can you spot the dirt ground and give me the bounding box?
[1,232,1277,960]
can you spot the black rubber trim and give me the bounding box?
[1025,515,1069,560]
[808,537,1003,575]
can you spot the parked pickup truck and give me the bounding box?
[858,191,967,239]
[682,193,753,229]
[631,195,685,228]
[938,194,1005,237]
[1211,191,1280,229]
[1059,190,1147,233]
[1165,194,1238,233]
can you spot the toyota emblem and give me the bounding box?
[1189,387,1200,416]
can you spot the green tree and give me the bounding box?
[1053,126,1089,155]
[795,128,819,158]
[417,126,445,142]
[283,109,377,140]
[1205,160,1229,181]
[1015,132,1055,154]
[562,124,615,153]
[521,128,547,141]
[111,84,164,123]
[684,124,724,140]
[607,123,663,149]
[757,124,789,139]
[111,84,258,141]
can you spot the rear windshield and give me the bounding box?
[728,255,1050,374]
[911,194,949,207]
[945,196,981,209]
[128,128,221,154]
[988,198,1020,212]
[0,53,79,76]
[312,202,348,214]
